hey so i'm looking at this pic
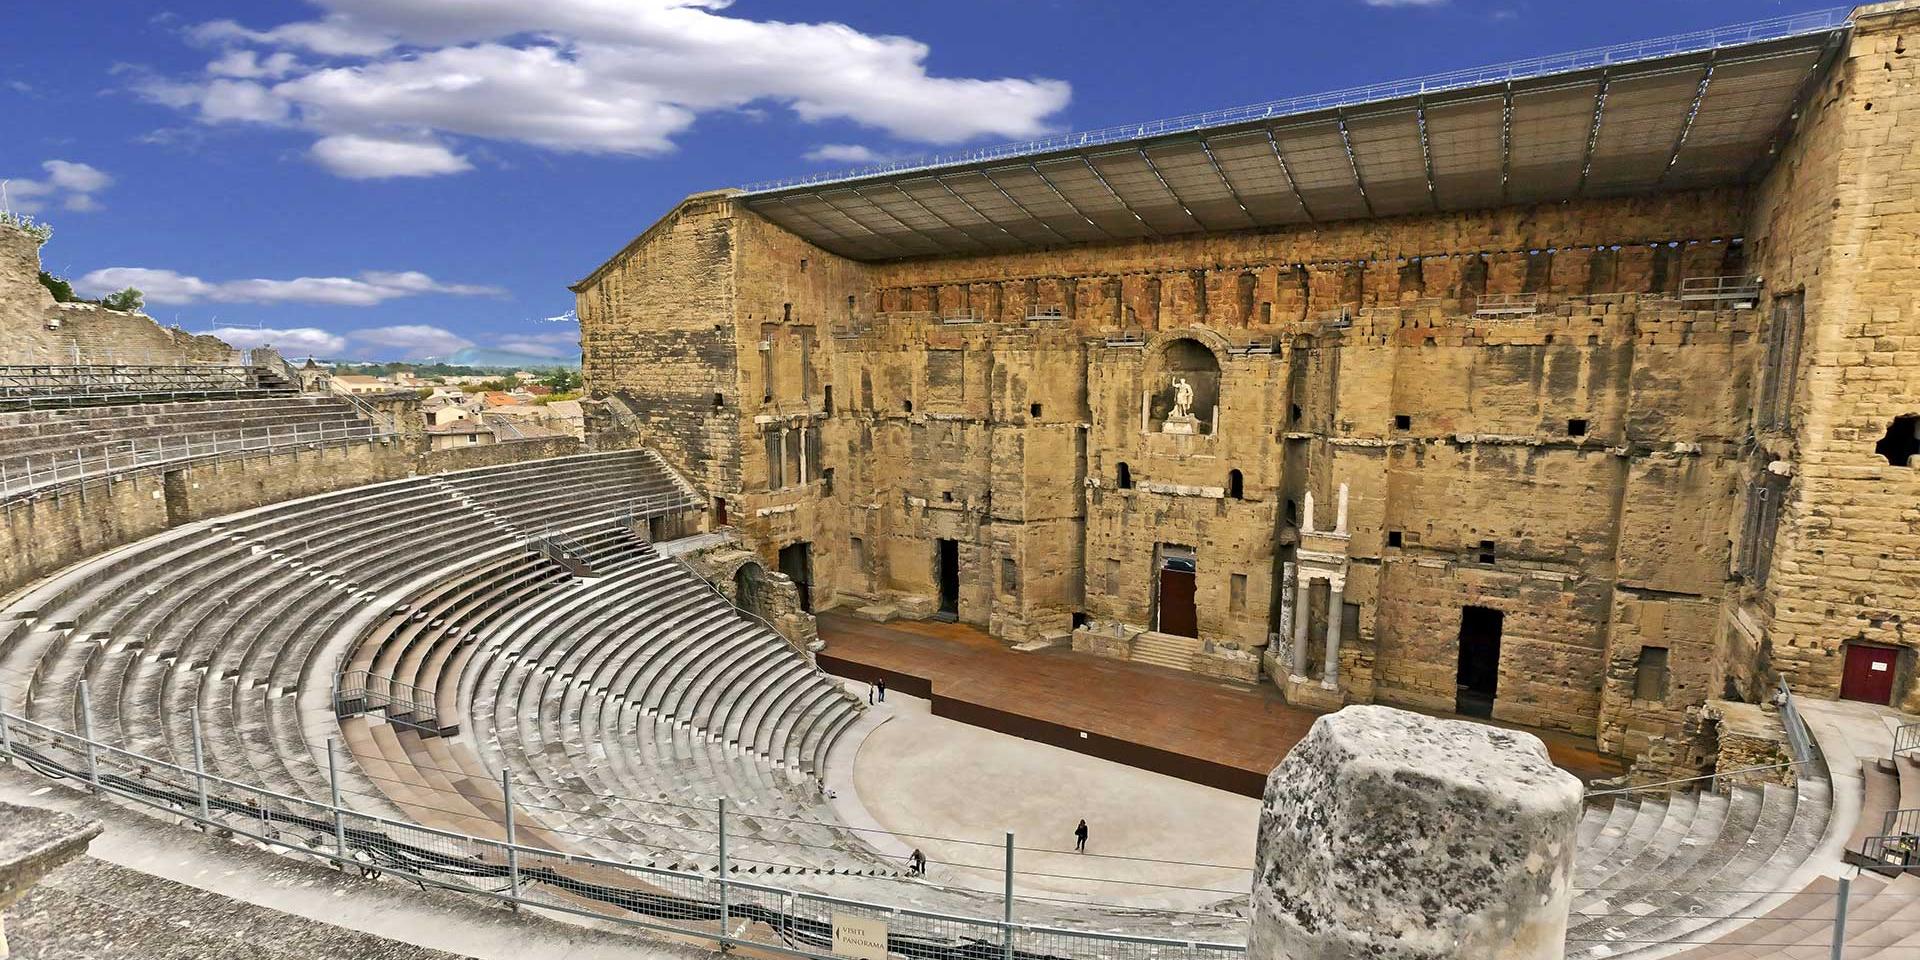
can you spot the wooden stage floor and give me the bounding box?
[817,612,1623,796]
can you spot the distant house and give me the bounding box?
[329,375,389,396]
[482,391,521,407]
[524,383,553,397]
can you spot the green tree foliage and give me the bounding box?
[36,271,76,302]
[100,287,144,312]
[540,369,583,392]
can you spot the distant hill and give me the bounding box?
[443,347,581,369]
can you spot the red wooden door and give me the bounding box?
[1839,645,1899,705]
[1157,569,1197,638]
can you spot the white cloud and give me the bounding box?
[2,160,113,214]
[136,0,1071,179]
[348,324,473,358]
[74,266,504,307]
[803,144,889,164]
[206,325,349,355]
[494,330,580,358]
[207,49,303,79]
[310,134,472,179]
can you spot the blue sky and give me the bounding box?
[2,0,1831,363]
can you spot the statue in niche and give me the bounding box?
[1162,376,1200,435]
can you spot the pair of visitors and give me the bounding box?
[869,677,887,703]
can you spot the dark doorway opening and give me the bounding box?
[1456,605,1504,718]
[1155,546,1198,638]
[733,562,766,618]
[778,542,813,612]
[1840,644,1899,705]
[935,539,960,621]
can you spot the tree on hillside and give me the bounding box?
[37,271,76,303]
[100,287,144,312]
[540,369,583,392]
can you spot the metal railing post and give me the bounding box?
[718,795,731,949]
[190,706,210,820]
[78,679,99,791]
[1003,831,1015,960]
[328,738,347,864]
[0,703,12,760]
[1830,873,1851,960]
[502,769,521,907]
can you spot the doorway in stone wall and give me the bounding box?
[1839,643,1899,705]
[1456,606,1504,718]
[1155,544,1198,639]
[935,539,960,621]
[778,542,813,613]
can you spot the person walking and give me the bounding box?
[1074,819,1088,853]
[909,848,927,876]
[877,677,887,702]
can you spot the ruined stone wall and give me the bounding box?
[1738,2,1920,713]
[580,180,1800,753]
[0,225,232,364]
[0,435,583,604]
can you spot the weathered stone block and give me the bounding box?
[1250,705,1582,960]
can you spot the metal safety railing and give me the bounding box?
[0,363,275,409]
[334,669,449,735]
[740,8,1851,194]
[0,417,394,505]
[0,701,1244,960]
[1678,276,1764,302]
[1473,292,1542,317]
[1893,721,1920,762]
[1777,677,1817,771]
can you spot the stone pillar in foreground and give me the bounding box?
[1250,705,1582,960]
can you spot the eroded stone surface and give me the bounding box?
[1249,706,1582,960]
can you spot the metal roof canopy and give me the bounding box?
[742,10,1848,262]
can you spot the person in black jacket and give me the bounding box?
[1074,819,1089,853]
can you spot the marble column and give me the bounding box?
[1290,575,1313,681]
[1321,579,1344,690]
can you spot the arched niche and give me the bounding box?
[1146,335,1224,435]
[731,560,769,617]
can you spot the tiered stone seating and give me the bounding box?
[0,451,687,845]
[0,363,292,409]
[1564,776,1833,957]
[332,520,879,876]
[0,395,376,498]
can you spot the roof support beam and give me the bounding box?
[930,175,1033,246]
[882,182,998,251]
[1498,83,1515,205]
[1415,98,1438,212]
[1263,129,1316,222]
[822,188,936,256]
[774,197,909,260]
[1136,148,1206,231]
[1659,53,1717,185]
[1197,139,1259,227]
[1027,163,1114,240]
[1576,69,1611,195]
[1080,157,1159,237]
[1335,109,1375,218]
[966,171,1071,245]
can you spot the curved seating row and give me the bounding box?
[335,522,878,877]
[0,451,686,844]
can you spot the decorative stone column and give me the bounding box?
[1250,706,1582,960]
[1290,575,1313,682]
[1321,577,1344,690]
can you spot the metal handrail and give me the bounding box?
[0,417,393,504]
[1474,292,1543,316]
[0,707,1249,958]
[0,363,276,409]
[1777,678,1817,771]
[740,8,1851,194]
[1893,721,1919,762]
[1678,275,1764,301]
[1860,832,1919,871]
[335,668,442,733]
